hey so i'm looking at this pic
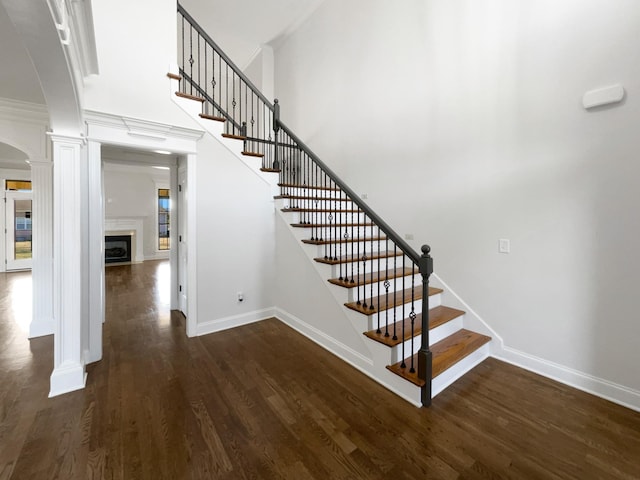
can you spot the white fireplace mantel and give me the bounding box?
[104,217,144,262]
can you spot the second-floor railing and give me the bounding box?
[177,3,435,406]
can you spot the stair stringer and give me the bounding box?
[274,204,423,406]
[430,273,504,355]
[167,65,279,197]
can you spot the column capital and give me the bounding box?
[27,157,53,167]
[47,131,87,146]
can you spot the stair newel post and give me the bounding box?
[418,244,434,406]
[273,99,281,170]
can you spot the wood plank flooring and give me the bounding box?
[1,261,640,479]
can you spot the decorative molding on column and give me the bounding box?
[87,140,103,363]
[47,132,86,145]
[29,158,54,338]
[49,135,87,396]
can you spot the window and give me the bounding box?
[158,188,170,250]
[6,180,32,191]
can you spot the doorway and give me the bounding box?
[5,190,33,271]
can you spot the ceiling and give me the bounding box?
[0,3,46,105]
[181,0,325,68]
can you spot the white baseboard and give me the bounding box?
[144,252,170,261]
[196,308,276,336]
[275,308,373,369]
[494,346,640,413]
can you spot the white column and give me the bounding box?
[29,158,54,338]
[49,134,87,397]
[87,140,104,363]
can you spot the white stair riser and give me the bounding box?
[361,293,442,331]
[292,225,379,237]
[432,343,491,398]
[283,199,355,210]
[344,274,421,303]
[279,189,351,199]
[287,212,369,225]
[322,258,406,278]
[310,240,397,258]
[388,316,464,364]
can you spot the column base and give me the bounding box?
[29,319,54,338]
[49,361,87,397]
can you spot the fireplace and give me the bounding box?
[105,235,132,264]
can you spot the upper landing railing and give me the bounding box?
[177,3,435,406]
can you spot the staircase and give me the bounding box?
[172,4,492,406]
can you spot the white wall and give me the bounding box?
[193,134,276,332]
[103,164,169,260]
[84,0,193,127]
[273,0,640,398]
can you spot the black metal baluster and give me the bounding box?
[337,185,342,280]
[197,31,201,94]
[189,24,194,95]
[225,63,229,131]
[211,47,216,115]
[369,223,374,309]
[407,270,415,371]
[401,254,406,363]
[325,178,331,260]
[376,230,381,333]
[393,244,398,341]
[181,15,185,92]
[384,238,390,337]
[350,209,354,285]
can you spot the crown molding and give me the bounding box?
[0,97,49,125]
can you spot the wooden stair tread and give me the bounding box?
[345,286,443,315]
[282,208,361,213]
[364,305,465,347]
[291,222,374,228]
[167,72,181,81]
[278,183,340,192]
[329,267,415,288]
[315,250,404,266]
[302,236,386,246]
[199,113,225,122]
[242,151,265,158]
[386,329,491,386]
[222,133,246,140]
[175,91,204,102]
[260,168,281,173]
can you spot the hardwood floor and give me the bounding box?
[1,261,640,479]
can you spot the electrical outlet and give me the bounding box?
[361,193,368,200]
[499,239,510,254]
[405,233,414,240]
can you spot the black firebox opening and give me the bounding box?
[105,235,132,264]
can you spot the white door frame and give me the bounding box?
[177,162,188,316]
[84,112,203,363]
